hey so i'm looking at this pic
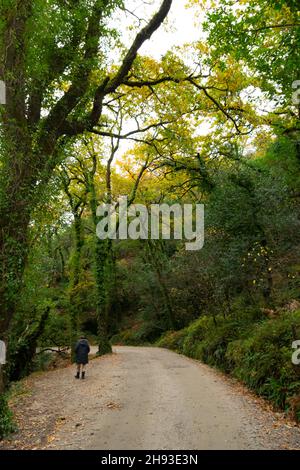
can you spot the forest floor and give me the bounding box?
[1,346,300,450]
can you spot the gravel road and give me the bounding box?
[1,346,300,450]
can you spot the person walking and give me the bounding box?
[74,336,90,379]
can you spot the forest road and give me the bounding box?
[3,346,300,450]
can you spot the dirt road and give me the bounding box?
[1,346,300,450]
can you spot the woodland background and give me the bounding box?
[0,0,300,436]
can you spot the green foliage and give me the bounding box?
[111,321,162,346]
[37,310,70,348]
[32,351,53,372]
[203,0,300,102]
[226,310,300,407]
[156,329,188,352]
[8,305,52,381]
[0,393,16,440]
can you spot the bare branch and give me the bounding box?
[59,0,173,137]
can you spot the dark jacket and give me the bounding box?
[75,339,90,364]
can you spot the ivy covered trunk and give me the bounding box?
[94,238,112,355]
[69,214,84,360]
[104,239,120,335]
[8,307,50,382]
[89,173,112,355]
[0,1,39,392]
[0,211,30,339]
[0,130,34,394]
[0,224,30,394]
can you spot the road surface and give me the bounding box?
[2,346,300,450]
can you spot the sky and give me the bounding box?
[109,0,275,165]
[108,1,206,163]
[138,0,203,58]
[112,0,203,60]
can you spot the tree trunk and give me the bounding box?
[69,214,84,360]
[89,177,112,355]
[8,307,50,381]
[104,240,120,334]
[0,192,32,396]
[94,238,112,355]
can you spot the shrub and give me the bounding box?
[156,329,187,351]
[111,321,161,346]
[226,310,300,408]
[0,394,16,440]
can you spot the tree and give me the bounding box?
[0,0,173,391]
[199,0,300,133]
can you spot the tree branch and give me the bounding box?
[60,0,173,137]
[41,0,107,141]
[103,0,173,95]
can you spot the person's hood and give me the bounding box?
[78,338,88,345]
